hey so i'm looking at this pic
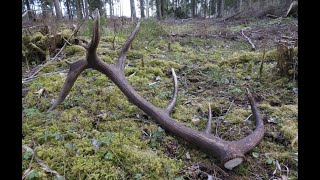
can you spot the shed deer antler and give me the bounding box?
[48,9,264,170]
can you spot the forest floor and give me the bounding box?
[22,16,298,180]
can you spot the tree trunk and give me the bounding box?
[66,0,72,19]
[76,0,83,19]
[53,0,63,19]
[156,0,162,20]
[130,0,136,20]
[80,0,86,17]
[217,0,224,18]
[140,0,145,18]
[109,0,113,16]
[161,0,166,19]
[191,0,195,17]
[204,0,207,18]
[146,0,149,18]
[83,0,89,18]
[25,0,33,20]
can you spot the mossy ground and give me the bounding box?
[22,17,298,179]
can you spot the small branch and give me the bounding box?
[216,100,234,136]
[241,29,256,51]
[259,48,266,80]
[282,35,298,41]
[244,114,252,121]
[29,42,47,55]
[112,35,116,50]
[62,37,72,46]
[266,14,278,19]
[51,20,85,62]
[22,145,65,179]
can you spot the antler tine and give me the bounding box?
[116,21,141,71]
[232,88,265,154]
[204,103,212,134]
[165,68,178,114]
[48,60,88,111]
[87,8,100,54]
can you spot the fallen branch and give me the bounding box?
[241,29,256,51]
[51,20,85,62]
[22,145,65,179]
[29,42,48,55]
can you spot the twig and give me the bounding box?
[241,29,256,51]
[22,146,35,179]
[244,114,253,121]
[29,42,47,55]
[266,14,278,19]
[62,37,72,45]
[22,145,65,179]
[282,36,298,41]
[51,20,85,62]
[216,100,234,136]
[211,163,229,177]
[224,100,234,118]
[259,48,266,80]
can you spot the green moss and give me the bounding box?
[223,51,260,66]
[31,32,45,42]
[101,35,126,43]
[265,49,278,61]
[23,18,298,179]
[170,42,185,52]
[260,103,298,142]
[65,45,86,56]
[115,145,182,179]
[225,108,251,124]
[61,29,73,38]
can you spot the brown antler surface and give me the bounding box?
[48,9,264,170]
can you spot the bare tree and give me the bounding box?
[65,0,72,19]
[217,0,224,18]
[191,0,195,17]
[83,0,89,18]
[53,0,63,19]
[107,0,114,16]
[49,9,265,171]
[76,0,83,19]
[204,0,208,18]
[146,0,149,18]
[156,0,162,19]
[24,0,33,20]
[130,0,136,20]
[140,0,145,18]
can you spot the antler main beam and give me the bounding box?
[48,9,264,170]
